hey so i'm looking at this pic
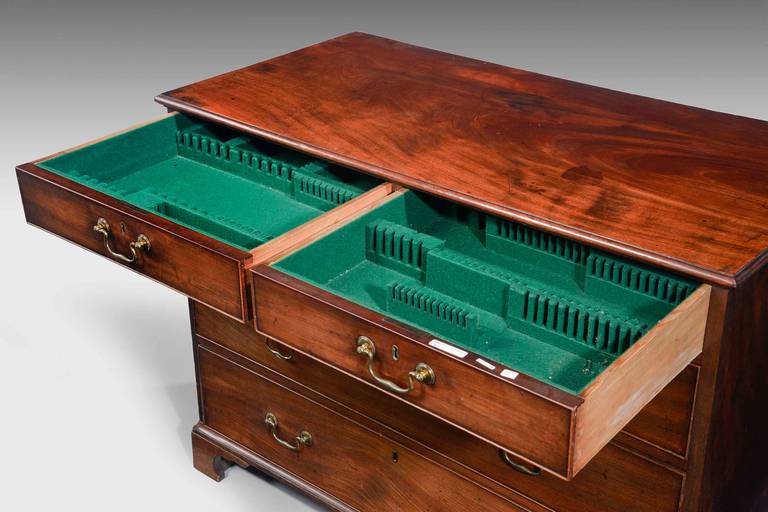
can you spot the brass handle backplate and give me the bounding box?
[356,336,435,395]
[265,339,293,360]
[500,450,542,476]
[93,217,151,264]
[264,412,312,452]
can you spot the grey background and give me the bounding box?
[0,1,766,510]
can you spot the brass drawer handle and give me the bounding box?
[265,339,293,360]
[264,412,312,452]
[500,450,542,476]
[93,217,151,264]
[356,336,435,394]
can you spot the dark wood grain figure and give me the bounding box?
[196,345,525,512]
[158,32,768,287]
[17,164,252,320]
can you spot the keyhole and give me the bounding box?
[119,222,127,234]
[391,345,400,361]
[391,451,399,463]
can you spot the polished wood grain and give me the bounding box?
[687,264,768,511]
[158,32,768,286]
[196,346,525,512]
[17,164,252,320]
[192,428,249,482]
[251,265,709,480]
[193,427,357,512]
[192,301,689,512]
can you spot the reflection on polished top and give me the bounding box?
[158,32,768,285]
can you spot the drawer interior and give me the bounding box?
[273,191,700,394]
[38,115,381,251]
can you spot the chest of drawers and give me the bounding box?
[16,33,768,511]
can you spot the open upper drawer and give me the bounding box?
[251,189,712,480]
[17,114,392,321]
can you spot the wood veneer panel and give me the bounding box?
[17,164,251,320]
[197,347,524,512]
[158,32,768,286]
[690,265,768,511]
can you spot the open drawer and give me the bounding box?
[17,114,393,321]
[251,189,712,480]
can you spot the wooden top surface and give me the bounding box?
[157,32,768,286]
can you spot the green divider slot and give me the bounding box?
[38,114,381,251]
[274,191,700,394]
[366,220,445,279]
[386,282,480,342]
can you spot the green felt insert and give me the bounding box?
[274,192,700,394]
[39,115,381,250]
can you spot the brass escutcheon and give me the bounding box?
[356,336,435,394]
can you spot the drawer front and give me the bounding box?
[193,302,686,512]
[251,266,710,479]
[498,444,684,512]
[197,346,523,512]
[252,267,577,477]
[18,165,250,320]
[193,299,696,465]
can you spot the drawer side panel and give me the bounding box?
[573,284,711,474]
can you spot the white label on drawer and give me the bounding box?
[428,339,468,358]
[475,358,496,370]
[500,369,520,380]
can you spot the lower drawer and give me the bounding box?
[197,345,523,511]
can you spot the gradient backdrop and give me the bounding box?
[1,1,766,510]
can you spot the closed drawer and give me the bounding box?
[17,114,390,321]
[193,302,686,512]
[252,190,712,479]
[495,443,684,512]
[196,345,524,512]
[620,363,698,462]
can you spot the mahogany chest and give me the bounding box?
[16,33,768,511]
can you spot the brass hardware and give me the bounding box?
[265,339,293,360]
[391,345,400,360]
[264,412,312,452]
[499,450,542,476]
[93,217,151,264]
[356,336,435,394]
